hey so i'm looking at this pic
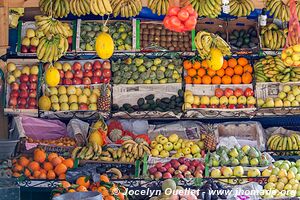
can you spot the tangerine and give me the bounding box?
[193,75,202,84]
[197,68,206,77]
[234,65,244,75]
[237,57,248,66]
[207,68,216,77]
[47,170,56,180]
[242,72,252,84]
[187,68,197,77]
[243,64,253,73]
[183,60,193,70]
[228,58,237,68]
[211,76,222,84]
[193,61,201,69]
[216,68,225,77]
[225,67,234,77]
[54,163,67,176]
[184,76,192,84]
[232,75,242,84]
[202,75,212,84]
[222,75,232,84]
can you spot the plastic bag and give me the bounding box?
[163,0,198,32]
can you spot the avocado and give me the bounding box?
[230,39,237,45]
[229,35,237,40]
[127,108,135,113]
[123,103,132,110]
[119,107,126,112]
[175,97,183,104]
[178,89,184,97]
[112,104,119,111]
[155,98,161,104]
[239,30,246,37]
[243,38,250,44]
[158,102,167,109]
[154,107,164,112]
[132,105,139,111]
[150,103,157,110]
[169,104,175,109]
[236,41,243,47]
[233,30,239,37]
[170,95,177,101]
[137,98,145,106]
[161,97,171,104]
[146,99,155,105]
[145,94,155,100]
[141,104,150,110]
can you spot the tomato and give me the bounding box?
[163,16,171,29]
[169,16,182,29]
[177,9,189,21]
[168,6,180,16]
[184,16,197,30]
[184,5,196,15]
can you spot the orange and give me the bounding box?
[197,68,206,77]
[184,76,192,84]
[54,163,67,176]
[76,176,90,188]
[228,58,237,68]
[34,148,46,163]
[237,57,248,66]
[100,175,110,183]
[232,75,242,84]
[222,60,228,69]
[39,172,47,179]
[105,196,116,200]
[225,67,234,77]
[187,68,197,77]
[68,189,76,193]
[222,75,232,84]
[61,181,71,189]
[202,75,212,84]
[33,171,41,179]
[43,162,53,171]
[183,60,193,70]
[51,157,62,167]
[242,72,252,84]
[13,164,23,172]
[234,65,243,75]
[58,174,66,180]
[24,168,31,177]
[62,158,74,169]
[47,170,56,180]
[216,68,225,77]
[211,76,222,84]
[76,185,88,192]
[19,156,30,167]
[48,152,59,162]
[117,192,125,200]
[28,161,40,172]
[207,68,216,77]
[12,172,21,178]
[201,60,209,69]
[243,64,253,73]
[40,169,47,174]
[97,187,109,197]
[193,61,201,69]
[193,75,202,84]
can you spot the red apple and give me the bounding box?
[59,70,65,78]
[18,97,27,106]
[244,88,254,97]
[67,36,72,44]
[91,77,101,84]
[198,163,205,171]
[65,70,74,79]
[167,167,175,174]
[63,79,73,85]
[210,104,217,108]
[164,163,171,170]
[29,89,37,98]
[155,162,163,168]
[163,172,173,179]
[170,160,180,170]
[28,98,37,107]
[79,103,88,110]
[74,70,83,78]
[93,60,102,70]
[178,157,186,164]
[18,105,27,109]
[175,174,184,179]
[29,75,38,83]
[83,70,93,78]
[10,90,19,98]
[83,77,91,85]
[102,77,111,83]
[178,164,188,173]
[224,88,234,97]
[154,172,162,179]
[102,61,111,69]
[191,104,198,108]
[219,104,227,109]
[21,45,28,53]
[148,167,157,175]
[29,83,37,90]
[20,74,29,82]
[10,82,19,91]
[215,88,224,98]
[84,62,93,71]
[237,104,245,109]
[9,96,18,107]
[189,166,195,173]
[73,77,82,85]
[72,62,82,71]
[102,69,111,78]
[199,104,207,108]
[19,83,28,91]
[19,90,29,98]
[158,167,167,173]
[247,104,255,108]
[94,69,102,77]
[228,104,236,109]
[29,46,37,53]
[234,88,243,97]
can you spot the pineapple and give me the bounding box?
[204,125,217,151]
[97,84,111,112]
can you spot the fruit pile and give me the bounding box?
[184,57,253,85]
[229,28,259,49]
[260,160,300,198]
[140,23,192,51]
[184,87,256,110]
[282,45,300,67]
[71,142,103,160]
[209,145,269,167]
[257,85,300,108]
[12,148,74,180]
[112,57,182,84]
[40,85,110,111]
[260,23,288,50]
[53,60,111,85]
[254,56,300,83]
[112,91,183,115]
[267,133,300,156]
[229,0,255,17]
[27,136,76,147]
[150,134,205,159]
[53,175,127,200]
[210,165,262,179]
[80,21,132,51]
[148,158,205,179]
[6,62,39,109]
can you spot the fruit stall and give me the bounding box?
[2,0,300,200]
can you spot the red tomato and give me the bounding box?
[177,9,189,21]
[184,5,196,15]
[168,6,180,16]
[169,16,182,29]
[163,16,171,29]
[184,16,197,30]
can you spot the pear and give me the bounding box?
[229,148,239,158]
[240,156,249,166]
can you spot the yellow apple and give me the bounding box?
[168,134,179,143]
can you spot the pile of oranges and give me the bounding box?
[52,175,126,200]
[184,57,253,84]
[12,148,74,180]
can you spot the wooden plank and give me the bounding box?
[0,0,8,57]
[8,0,39,8]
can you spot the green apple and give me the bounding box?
[193,96,200,105]
[150,141,158,148]
[292,85,300,96]
[296,159,300,167]
[229,148,239,158]
[284,183,293,190]
[283,85,291,93]
[288,171,296,180]
[155,134,163,142]
[272,167,280,175]
[159,136,168,145]
[228,96,237,105]
[185,154,193,159]
[222,167,233,177]
[280,163,290,170]
[264,182,276,190]
[295,173,300,181]
[250,158,259,166]
[247,96,256,105]
[274,160,283,167]
[182,147,191,155]
[289,178,299,185]
[289,166,298,175]
[257,98,265,107]
[292,100,299,107]
[191,144,200,154]
[185,141,194,148]
[265,97,275,107]
[154,144,163,152]
[219,96,228,105]
[151,149,159,156]
[173,142,181,150]
[276,181,284,190]
[268,174,278,183]
[163,142,174,151]
[278,91,287,99]
[287,94,296,102]
[242,145,250,154]
[262,169,271,176]
[248,168,261,177]
[233,166,244,177]
[168,134,179,143]
[237,96,247,104]
[201,96,210,105]
[160,150,170,158]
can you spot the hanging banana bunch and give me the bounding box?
[39,0,70,18]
